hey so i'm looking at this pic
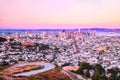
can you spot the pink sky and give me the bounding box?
[0,0,120,29]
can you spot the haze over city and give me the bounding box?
[0,0,120,29]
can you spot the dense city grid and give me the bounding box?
[0,31,120,70]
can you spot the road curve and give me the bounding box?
[8,62,55,76]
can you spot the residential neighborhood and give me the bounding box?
[0,31,119,71]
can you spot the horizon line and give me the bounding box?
[0,28,120,30]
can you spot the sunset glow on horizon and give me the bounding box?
[0,0,120,29]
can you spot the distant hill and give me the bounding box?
[80,28,120,33]
[0,28,120,33]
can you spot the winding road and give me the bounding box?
[8,62,55,76]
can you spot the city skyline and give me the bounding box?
[0,0,120,29]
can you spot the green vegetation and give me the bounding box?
[92,64,107,80]
[92,71,107,80]
[71,62,120,80]
[73,62,92,77]
[84,70,90,78]
[107,68,120,80]
[94,64,105,75]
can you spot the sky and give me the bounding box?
[0,0,120,29]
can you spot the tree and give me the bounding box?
[84,70,90,78]
[80,62,92,70]
[94,64,105,75]
[107,68,120,80]
[100,75,108,80]
[74,62,92,76]
[92,71,107,80]
[76,68,84,75]
[92,70,101,80]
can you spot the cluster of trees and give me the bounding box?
[92,64,107,80]
[71,62,120,80]
[107,68,120,80]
